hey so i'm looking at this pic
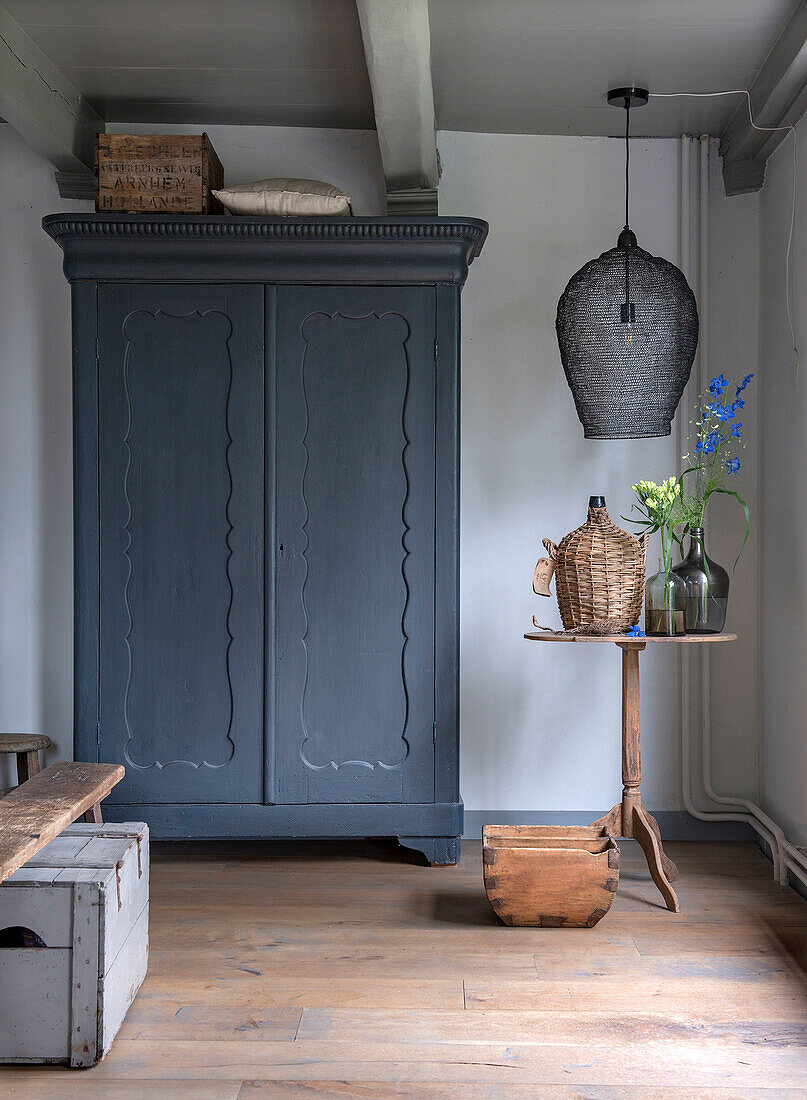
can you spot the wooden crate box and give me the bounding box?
[0,823,149,1066]
[96,133,224,213]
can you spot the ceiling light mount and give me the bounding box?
[606,87,649,109]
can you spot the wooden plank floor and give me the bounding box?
[2,838,807,1097]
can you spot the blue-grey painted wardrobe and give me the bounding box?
[43,214,488,865]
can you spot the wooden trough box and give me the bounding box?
[0,823,149,1066]
[483,825,620,928]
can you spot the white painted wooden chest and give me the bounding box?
[0,822,149,1066]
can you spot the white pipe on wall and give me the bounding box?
[694,137,781,878]
[677,135,807,893]
[700,651,792,884]
[675,138,764,847]
[677,137,753,842]
[680,652,780,871]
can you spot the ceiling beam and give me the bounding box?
[720,0,807,195]
[355,0,439,193]
[0,3,102,173]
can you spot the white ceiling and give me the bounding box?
[3,0,375,129]
[429,0,799,137]
[3,0,801,137]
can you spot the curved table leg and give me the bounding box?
[643,808,680,882]
[589,804,622,836]
[633,804,680,913]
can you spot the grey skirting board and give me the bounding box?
[463,810,754,842]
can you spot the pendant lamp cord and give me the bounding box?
[623,95,632,318]
[624,94,630,230]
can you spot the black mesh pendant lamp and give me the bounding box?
[556,88,699,439]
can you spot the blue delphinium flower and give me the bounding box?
[681,374,752,561]
[626,624,646,638]
[696,429,721,455]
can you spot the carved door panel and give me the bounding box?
[274,287,436,804]
[97,285,264,804]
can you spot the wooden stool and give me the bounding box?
[0,734,52,789]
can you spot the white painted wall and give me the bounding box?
[758,118,807,843]
[439,130,761,816]
[0,124,91,786]
[106,123,386,215]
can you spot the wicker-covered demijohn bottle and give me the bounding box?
[542,496,648,631]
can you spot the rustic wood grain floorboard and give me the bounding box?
[295,1006,807,1047]
[1,839,805,1094]
[2,1083,805,1100]
[234,1087,807,1100]
[136,975,465,1010]
[532,952,799,980]
[463,976,807,1017]
[117,1005,303,1042]
[0,1084,241,1099]
[145,946,541,980]
[14,1037,807,1086]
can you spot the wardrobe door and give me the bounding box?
[274,286,436,805]
[97,285,264,804]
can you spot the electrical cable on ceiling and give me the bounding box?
[650,89,800,380]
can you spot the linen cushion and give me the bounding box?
[212,178,352,216]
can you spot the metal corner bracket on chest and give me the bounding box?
[43,214,488,865]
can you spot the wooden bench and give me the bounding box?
[0,761,124,884]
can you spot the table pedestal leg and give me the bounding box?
[589,642,680,913]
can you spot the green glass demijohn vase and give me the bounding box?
[644,557,686,636]
[672,527,729,634]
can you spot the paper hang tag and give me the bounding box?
[533,557,555,597]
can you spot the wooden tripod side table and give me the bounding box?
[523,631,737,912]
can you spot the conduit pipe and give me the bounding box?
[680,647,781,881]
[700,639,807,890]
[675,137,770,861]
[675,136,807,891]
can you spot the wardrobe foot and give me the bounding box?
[397,835,460,866]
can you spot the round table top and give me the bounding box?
[0,733,51,753]
[524,631,736,645]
